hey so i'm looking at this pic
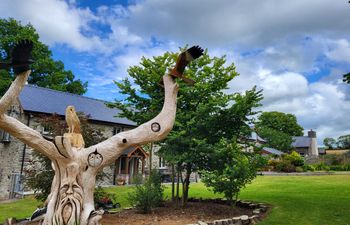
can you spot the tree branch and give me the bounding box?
[0,70,61,159]
[0,71,30,114]
[88,74,179,169]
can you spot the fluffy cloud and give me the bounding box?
[123,0,350,48]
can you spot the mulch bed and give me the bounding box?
[101,200,254,225]
[24,199,269,225]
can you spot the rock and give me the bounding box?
[253,209,261,215]
[232,216,242,225]
[240,215,250,225]
[198,221,208,225]
[249,203,258,209]
[250,215,260,223]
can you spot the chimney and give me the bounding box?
[308,129,316,138]
[308,129,318,156]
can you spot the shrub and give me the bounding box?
[295,166,304,172]
[283,151,304,166]
[275,160,296,172]
[329,165,344,171]
[303,164,315,172]
[314,163,330,171]
[128,170,164,213]
[343,164,350,171]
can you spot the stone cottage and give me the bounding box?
[292,130,319,156]
[0,85,149,200]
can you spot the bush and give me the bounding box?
[283,151,304,167]
[295,166,304,172]
[303,164,315,172]
[329,165,344,171]
[343,164,350,171]
[275,160,296,172]
[128,170,164,213]
[314,163,330,171]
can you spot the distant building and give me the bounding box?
[292,130,318,156]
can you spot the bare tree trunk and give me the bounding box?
[182,166,191,208]
[176,168,181,208]
[0,71,179,225]
[148,142,153,174]
[171,163,175,202]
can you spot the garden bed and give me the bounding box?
[25,199,269,225]
[101,200,267,225]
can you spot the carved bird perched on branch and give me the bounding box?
[65,106,81,134]
[0,39,34,74]
[170,45,204,85]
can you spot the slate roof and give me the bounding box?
[248,131,266,143]
[262,147,284,156]
[19,85,136,126]
[292,136,311,148]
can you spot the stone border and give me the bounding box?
[186,199,269,225]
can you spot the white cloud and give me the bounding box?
[326,39,350,63]
[123,0,350,48]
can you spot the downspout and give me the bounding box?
[20,113,31,175]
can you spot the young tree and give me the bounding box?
[255,111,303,151]
[0,18,87,95]
[201,138,265,205]
[110,49,263,207]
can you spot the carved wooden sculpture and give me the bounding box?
[0,40,203,224]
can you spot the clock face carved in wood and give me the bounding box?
[88,149,103,167]
[151,122,161,132]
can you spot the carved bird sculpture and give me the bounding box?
[170,45,204,85]
[0,39,34,74]
[65,106,81,134]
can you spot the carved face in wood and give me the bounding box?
[54,163,83,224]
[88,149,103,167]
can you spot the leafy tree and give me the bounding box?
[110,48,263,207]
[323,137,337,149]
[255,111,303,151]
[337,135,350,149]
[0,18,87,95]
[25,113,107,201]
[202,138,266,204]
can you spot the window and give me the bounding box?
[159,157,166,168]
[0,129,11,143]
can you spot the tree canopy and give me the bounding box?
[255,111,304,151]
[0,18,87,95]
[110,48,263,206]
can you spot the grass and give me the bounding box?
[1,175,350,225]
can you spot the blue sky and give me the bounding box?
[1,0,350,144]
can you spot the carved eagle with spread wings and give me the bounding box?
[65,105,81,134]
[0,39,34,74]
[170,45,204,85]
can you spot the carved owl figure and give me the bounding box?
[65,105,81,134]
[88,149,103,167]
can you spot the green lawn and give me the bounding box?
[1,175,350,225]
